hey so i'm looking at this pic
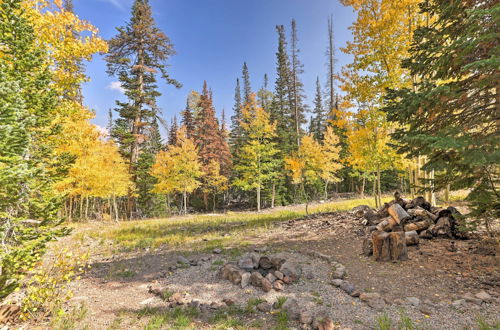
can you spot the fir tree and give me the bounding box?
[168,116,179,146]
[384,0,499,221]
[326,15,336,115]
[271,25,294,154]
[0,0,67,298]
[229,78,243,150]
[257,74,274,113]
[309,77,326,140]
[289,19,307,147]
[105,0,180,216]
[242,62,252,105]
[181,99,195,139]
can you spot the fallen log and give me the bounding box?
[405,231,419,246]
[404,220,430,232]
[388,204,411,224]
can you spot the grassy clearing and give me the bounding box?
[76,197,388,252]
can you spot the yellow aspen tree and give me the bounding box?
[202,160,229,212]
[151,128,203,215]
[320,126,343,200]
[285,135,324,214]
[233,96,280,212]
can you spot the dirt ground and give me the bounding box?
[19,207,500,329]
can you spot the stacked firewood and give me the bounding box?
[354,192,466,262]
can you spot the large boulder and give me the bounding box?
[279,261,302,281]
[237,257,254,271]
[282,298,301,320]
[360,292,386,310]
[250,271,264,287]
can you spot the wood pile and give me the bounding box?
[354,192,466,262]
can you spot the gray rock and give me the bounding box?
[176,256,190,265]
[360,292,386,310]
[332,265,346,279]
[282,298,301,320]
[257,302,272,313]
[340,281,355,295]
[406,297,421,307]
[299,310,313,324]
[279,261,302,281]
[274,270,284,280]
[270,253,287,269]
[249,253,261,268]
[265,273,277,283]
[254,246,268,253]
[250,272,264,287]
[237,257,254,270]
[475,290,493,303]
[241,272,251,288]
[213,248,222,254]
[261,278,273,292]
[259,256,274,269]
[419,304,433,315]
[463,292,482,305]
[331,279,343,287]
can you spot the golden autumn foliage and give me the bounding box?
[151,127,203,214]
[24,0,108,98]
[55,112,132,199]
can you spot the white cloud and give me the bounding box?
[107,81,125,94]
[102,0,124,10]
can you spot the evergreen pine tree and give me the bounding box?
[257,74,274,113]
[289,19,307,147]
[229,78,243,150]
[271,25,294,154]
[105,0,180,216]
[168,116,179,146]
[181,99,195,139]
[309,77,325,140]
[384,0,499,221]
[0,0,67,298]
[242,62,252,105]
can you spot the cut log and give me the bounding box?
[375,217,398,232]
[389,231,408,261]
[405,231,419,246]
[372,231,391,261]
[434,217,453,238]
[372,231,408,261]
[412,196,431,211]
[388,204,411,224]
[419,229,433,239]
[363,209,382,225]
[407,207,438,222]
[362,238,373,256]
[404,220,430,232]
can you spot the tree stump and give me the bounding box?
[372,230,408,262]
[372,231,391,261]
[362,238,373,256]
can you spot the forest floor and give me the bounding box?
[19,197,499,329]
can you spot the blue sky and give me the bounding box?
[76,0,356,131]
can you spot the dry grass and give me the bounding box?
[74,197,389,253]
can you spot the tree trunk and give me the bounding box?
[68,196,73,222]
[372,231,408,262]
[183,190,188,215]
[377,164,382,208]
[271,183,276,208]
[256,186,261,212]
[213,193,216,212]
[373,177,378,208]
[324,181,329,200]
[372,231,391,261]
[361,174,365,198]
[113,195,119,222]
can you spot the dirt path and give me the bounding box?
[24,208,500,329]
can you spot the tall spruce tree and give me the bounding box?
[168,116,179,146]
[289,19,307,147]
[242,62,252,105]
[105,0,180,216]
[271,25,294,154]
[229,78,244,150]
[384,0,499,222]
[257,74,274,113]
[0,0,67,298]
[181,99,195,139]
[326,15,336,115]
[310,77,326,140]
